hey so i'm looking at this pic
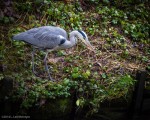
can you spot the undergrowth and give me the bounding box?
[0,0,149,116]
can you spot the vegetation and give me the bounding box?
[0,0,149,117]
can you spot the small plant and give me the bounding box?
[107,75,135,100]
[75,74,135,115]
[11,74,78,109]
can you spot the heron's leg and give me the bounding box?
[44,52,54,81]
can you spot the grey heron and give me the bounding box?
[13,26,94,81]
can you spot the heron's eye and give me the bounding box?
[78,30,86,40]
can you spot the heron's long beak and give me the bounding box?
[81,38,95,52]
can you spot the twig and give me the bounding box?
[40,12,47,24]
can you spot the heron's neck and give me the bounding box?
[67,31,78,48]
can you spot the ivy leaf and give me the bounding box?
[72,73,80,79]
[73,67,79,73]
[76,99,80,106]
[101,73,106,79]
[79,88,83,92]
[82,70,91,78]
[63,78,70,85]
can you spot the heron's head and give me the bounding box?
[76,30,95,51]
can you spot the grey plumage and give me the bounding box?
[13,26,68,49]
[13,26,94,81]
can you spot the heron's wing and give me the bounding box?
[43,26,68,39]
[33,32,66,49]
[13,26,68,39]
[26,26,68,39]
[13,28,66,49]
[14,31,66,49]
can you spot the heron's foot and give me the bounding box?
[49,77,55,82]
[32,66,55,81]
[32,69,39,77]
[33,71,55,81]
[47,70,55,81]
[33,70,45,78]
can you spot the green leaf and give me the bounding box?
[63,78,70,85]
[76,99,80,106]
[82,70,91,78]
[101,73,106,79]
[86,70,91,76]
[73,67,79,73]
[72,73,79,79]
[79,88,84,92]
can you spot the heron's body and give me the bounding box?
[13,26,69,50]
[13,26,94,81]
